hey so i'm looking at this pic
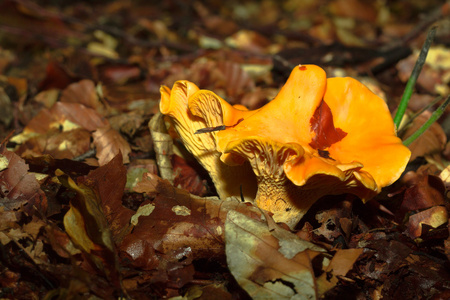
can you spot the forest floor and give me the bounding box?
[0,0,449,299]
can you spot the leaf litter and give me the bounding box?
[0,0,449,299]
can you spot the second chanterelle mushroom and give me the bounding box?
[160,64,411,229]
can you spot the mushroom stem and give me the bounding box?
[201,153,257,201]
[255,176,320,229]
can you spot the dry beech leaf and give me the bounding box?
[58,170,121,286]
[215,61,255,102]
[183,283,233,300]
[44,224,81,258]
[109,112,145,137]
[406,206,448,239]
[225,30,272,54]
[446,232,450,262]
[329,0,377,22]
[16,128,91,160]
[98,64,142,85]
[316,248,363,296]
[171,154,208,196]
[33,89,59,108]
[126,159,158,190]
[407,94,435,113]
[0,144,47,214]
[0,207,17,231]
[149,113,174,183]
[84,154,134,241]
[38,60,75,91]
[60,79,106,113]
[225,210,326,299]
[439,165,450,196]
[24,102,108,134]
[93,124,131,165]
[402,111,446,161]
[0,87,13,127]
[194,2,238,36]
[397,46,450,96]
[120,173,263,272]
[400,170,445,217]
[240,87,273,110]
[313,200,353,242]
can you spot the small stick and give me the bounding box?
[195,118,244,134]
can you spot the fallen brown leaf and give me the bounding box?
[120,173,263,272]
[16,128,91,160]
[172,154,208,196]
[406,206,448,239]
[402,110,447,161]
[60,79,106,114]
[58,169,122,288]
[93,124,131,165]
[0,144,47,214]
[225,210,330,299]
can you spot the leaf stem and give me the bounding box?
[403,95,450,146]
[393,27,437,130]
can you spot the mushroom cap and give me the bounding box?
[159,81,258,201]
[324,77,411,188]
[215,65,410,201]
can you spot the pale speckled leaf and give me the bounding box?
[225,210,325,300]
[149,112,174,183]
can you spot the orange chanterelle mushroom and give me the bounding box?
[160,65,411,229]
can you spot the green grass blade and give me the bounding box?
[397,96,442,137]
[403,95,450,146]
[393,27,437,130]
